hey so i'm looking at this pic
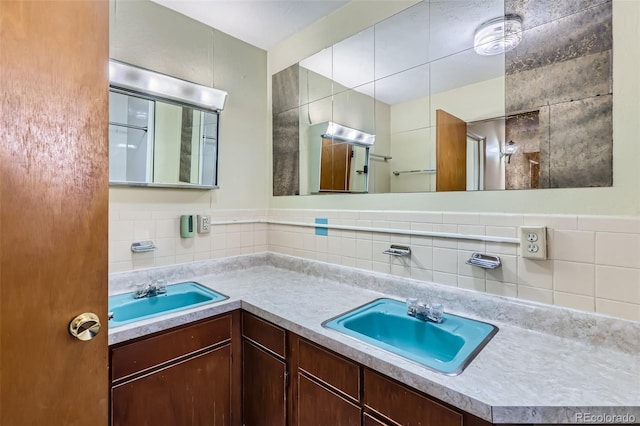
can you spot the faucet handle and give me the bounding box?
[133,282,148,298]
[155,279,167,294]
[427,303,444,323]
[406,298,419,316]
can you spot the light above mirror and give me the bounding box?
[109,60,228,112]
[323,122,375,146]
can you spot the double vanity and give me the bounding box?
[108,253,639,425]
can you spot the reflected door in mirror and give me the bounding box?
[320,138,352,191]
[436,109,467,192]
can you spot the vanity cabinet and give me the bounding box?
[290,335,487,426]
[241,312,288,426]
[110,312,241,426]
[110,311,502,426]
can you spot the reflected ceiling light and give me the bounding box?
[500,140,518,163]
[109,60,228,112]
[321,122,375,146]
[474,15,523,56]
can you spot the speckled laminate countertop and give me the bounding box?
[108,253,640,424]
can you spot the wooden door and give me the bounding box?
[320,138,352,191]
[0,1,109,425]
[243,340,287,426]
[436,109,467,191]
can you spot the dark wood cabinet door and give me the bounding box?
[297,374,361,426]
[242,340,287,426]
[364,369,462,426]
[112,344,232,426]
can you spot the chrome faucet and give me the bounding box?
[406,298,444,323]
[133,280,167,299]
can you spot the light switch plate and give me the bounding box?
[520,226,547,259]
[197,215,210,234]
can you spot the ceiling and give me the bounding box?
[150,0,349,50]
[149,0,508,105]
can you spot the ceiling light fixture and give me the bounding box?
[474,15,523,56]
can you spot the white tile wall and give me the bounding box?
[267,209,640,322]
[108,207,640,322]
[109,208,268,273]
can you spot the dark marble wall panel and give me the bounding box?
[538,106,551,189]
[272,64,299,115]
[505,111,542,190]
[506,50,612,113]
[549,95,612,188]
[179,107,194,183]
[504,0,612,189]
[273,108,300,196]
[506,1,612,75]
[506,0,610,31]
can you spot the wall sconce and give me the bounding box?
[474,15,523,56]
[500,140,518,163]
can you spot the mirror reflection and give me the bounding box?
[109,90,220,188]
[302,122,372,194]
[272,0,613,196]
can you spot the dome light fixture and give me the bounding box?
[474,14,523,56]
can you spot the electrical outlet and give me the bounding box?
[197,215,211,234]
[520,226,547,259]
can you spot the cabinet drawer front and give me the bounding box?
[242,311,286,358]
[112,344,231,426]
[297,374,361,426]
[364,369,462,426]
[364,413,396,426]
[298,338,360,401]
[111,314,232,382]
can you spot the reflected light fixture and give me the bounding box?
[500,140,518,163]
[322,122,375,146]
[474,14,523,56]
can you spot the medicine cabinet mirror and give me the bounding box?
[272,0,613,196]
[108,60,227,189]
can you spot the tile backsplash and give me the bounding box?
[267,209,640,322]
[109,208,268,273]
[109,207,640,322]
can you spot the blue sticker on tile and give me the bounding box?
[315,218,328,236]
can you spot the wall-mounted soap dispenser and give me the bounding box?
[180,215,195,238]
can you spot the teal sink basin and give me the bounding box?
[322,298,498,375]
[108,281,228,327]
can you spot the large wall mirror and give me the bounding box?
[272,0,613,196]
[109,60,227,189]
